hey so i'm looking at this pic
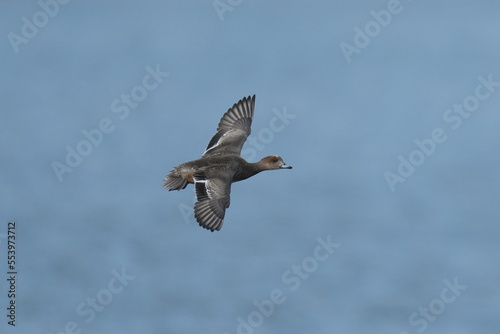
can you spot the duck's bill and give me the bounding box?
[280,164,293,169]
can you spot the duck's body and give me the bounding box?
[164,95,292,231]
[165,155,286,190]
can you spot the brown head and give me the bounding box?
[258,155,293,170]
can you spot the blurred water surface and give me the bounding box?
[1,1,499,333]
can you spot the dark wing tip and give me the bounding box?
[217,95,256,132]
[194,199,225,231]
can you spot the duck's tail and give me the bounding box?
[163,168,188,191]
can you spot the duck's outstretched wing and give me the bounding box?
[193,170,233,231]
[202,95,255,157]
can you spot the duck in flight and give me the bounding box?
[163,95,292,232]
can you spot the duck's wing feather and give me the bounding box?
[202,95,255,157]
[193,170,234,231]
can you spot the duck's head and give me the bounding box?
[260,155,293,170]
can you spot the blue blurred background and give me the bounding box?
[1,1,499,333]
